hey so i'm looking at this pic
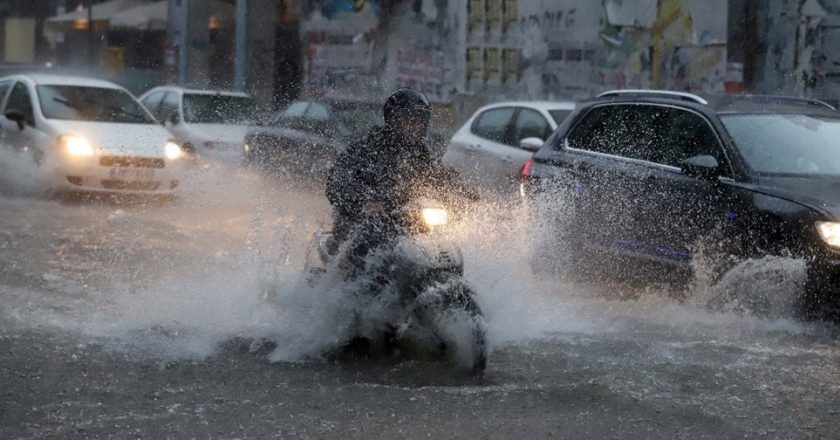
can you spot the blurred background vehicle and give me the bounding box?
[243,97,382,180]
[0,73,185,194]
[442,101,575,194]
[139,86,258,162]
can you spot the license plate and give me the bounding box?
[108,167,155,181]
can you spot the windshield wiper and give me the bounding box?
[104,104,147,122]
[53,96,83,109]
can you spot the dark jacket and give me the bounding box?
[326,126,473,227]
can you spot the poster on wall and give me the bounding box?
[467,46,483,79]
[308,43,373,90]
[395,49,449,103]
[484,47,501,82]
[503,0,518,33]
[468,0,484,33]
[486,0,502,32]
[666,45,727,94]
[514,0,601,45]
[502,48,519,83]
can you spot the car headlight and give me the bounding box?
[243,143,251,153]
[164,141,183,160]
[59,135,94,156]
[816,221,840,248]
[421,207,449,227]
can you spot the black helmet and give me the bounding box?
[384,88,431,127]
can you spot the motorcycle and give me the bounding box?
[306,197,488,373]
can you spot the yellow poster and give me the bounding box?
[652,0,692,87]
[503,48,519,82]
[102,47,125,73]
[484,47,500,81]
[503,0,518,33]
[468,0,484,33]
[467,46,483,79]
[486,0,502,31]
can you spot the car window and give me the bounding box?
[37,85,155,124]
[548,109,572,125]
[304,103,330,121]
[656,109,726,170]
[333,103,382,137]
[271,101,308,126]
[722,114,840,176]
[282,101,309,118]
[183,93,257,124]
[567,105,660,161]
[567,104,727,173]
[157,92,180,123]
[141,91,166,117]
[6,82,35,126]
[512,108,551,144]
[472,107,515,145]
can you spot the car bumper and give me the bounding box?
[52,155,183,194]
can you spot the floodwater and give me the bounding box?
[1,153,838,439]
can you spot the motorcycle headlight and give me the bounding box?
[164,141,183,160]
[59,135,94,156]
[816,221,840,248]
[421,207,449,227]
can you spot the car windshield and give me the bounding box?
[272,102,381,137]
[549,109,572,125]
[334,104,382,136]
[722,114,840,176]
[37,85,155,124]
[182,93,257,124]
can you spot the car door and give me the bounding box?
[158,91,189,142]
[561,104,666,259]
[1,81,38,156]
[139,90,166,122]
[493,107,552,183]
[637,106,741,263]
[451,106,516,189]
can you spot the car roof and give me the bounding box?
[709,95,840,117]
[589,89,840,118]
[292,96,381,105]
[145,85,252,98]
[479,101,576,112]
[1,73,124,89]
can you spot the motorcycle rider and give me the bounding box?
[325,88,475,260]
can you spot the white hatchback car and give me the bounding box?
[138,86,257,161]
[443,101,575,192]
[0,74,186,194]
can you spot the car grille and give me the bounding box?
[100,156,165,168]
[101,180,161,191]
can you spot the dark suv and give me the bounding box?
[522,90,840,313]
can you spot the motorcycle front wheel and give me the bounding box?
[417,277,488,374]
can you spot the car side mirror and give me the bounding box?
[681,154,720,179]
[6,109,26,130]
[167,112,180,125]
[519,137,544,152]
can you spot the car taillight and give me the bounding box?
[521,158,533,182]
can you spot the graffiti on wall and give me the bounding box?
[395,49,449,102]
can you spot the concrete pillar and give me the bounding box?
[234,0,247,91]
[185,0,210,87]
[168,0,208,86]
[245,0,277,106]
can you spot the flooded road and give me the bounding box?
[1,160,839,439]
